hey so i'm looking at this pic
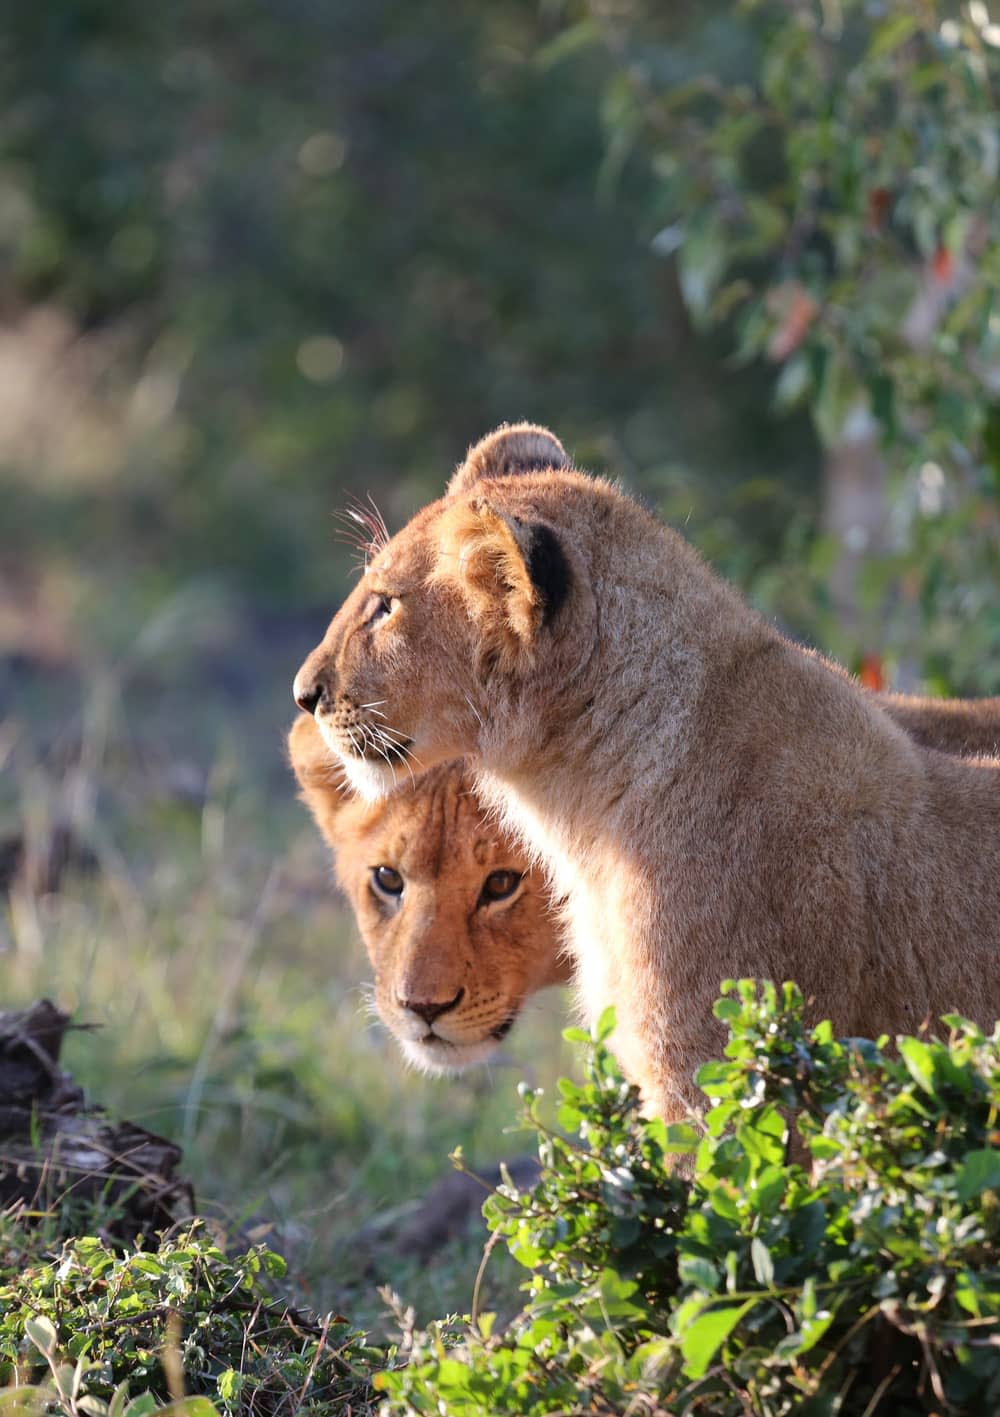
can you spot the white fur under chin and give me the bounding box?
[398,1036,500,1075]
[335,752,395,803]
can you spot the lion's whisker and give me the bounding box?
[463,691,485,731]
[369,734,399,789]
[377,728,426,774]
[370,725,415,788]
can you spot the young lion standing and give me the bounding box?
[293,425,1000,1122]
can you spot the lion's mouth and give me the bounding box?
[323,718,414,766]
[417,1012,518,1050]
[358,734,413,765]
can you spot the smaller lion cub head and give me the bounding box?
[288,712,569,1072]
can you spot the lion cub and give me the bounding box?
[290,698,999,1070]
[293,424,1000,1122]
[288,712,569,1072]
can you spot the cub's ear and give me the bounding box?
[448,423,569,497]
[287,713,355,851]
[433,500,570,675]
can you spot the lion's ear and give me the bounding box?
[287,713,355,850]
[448,423,569,497]
[434,500,570,675]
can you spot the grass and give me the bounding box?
[0,595,575,1334]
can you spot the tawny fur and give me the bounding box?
[293,424,1000,1121]
[288,713,568,1073]
[290,701,1000,1073]
[872,693,1000,758]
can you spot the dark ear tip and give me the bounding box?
[448,423,569,496]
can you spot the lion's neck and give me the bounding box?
[475,527,773,866]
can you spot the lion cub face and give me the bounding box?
[289,714,568,1072]
[291,425,585,804]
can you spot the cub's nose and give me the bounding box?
[293,657,330,715]
[400,988,465,1026]
[293,676,322,715]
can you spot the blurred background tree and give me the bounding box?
[1,0,817,660]
[3,1,994,696]
[562,0,1000,689]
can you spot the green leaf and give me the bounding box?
[774,1309,835,1358]
[535,19,602,70]
[592,1007,617,1043]
[109,1381,132,1417]
[867,13,920,60]
[677,219,729,328]
[25,1316,57,1357]
[773,354,810,412]
[77,1398,110,1417]
[898,1037,937,1094]
[661,1121,700,1154]
[159,1401,224,1417]
[956,1149,1000,1203]
[750,1237,774,1286]
[678,1255,721,1292]
[0,1389,48,1413]
[713,997,742,1022]
[217,1369,243,1403]
[123,1394,158,1417]
[679,1300,756,1379]
[130,1257,163,1277]
[696,1060,738,1097]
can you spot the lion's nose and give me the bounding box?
[400,987,465,1026]
[294,679,322,715]
[293,660,328,715]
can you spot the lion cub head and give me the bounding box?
[288,712,568,1072]
[291,423,592,803]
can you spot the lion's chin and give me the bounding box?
[335,753,396,803]
[397,1034,504,1076]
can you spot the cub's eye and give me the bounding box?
[371,864,404,898]
[479,870,523,905]
[366,594,395,629]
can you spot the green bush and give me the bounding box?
[0,1222,387,1417]
[5,985,1000,1415]
[378,984,1000,1415]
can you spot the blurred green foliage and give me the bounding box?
[0,0,814,633]
[563,0,1000,686]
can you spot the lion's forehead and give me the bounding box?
[366,503,442,584]
[361,766,516,877]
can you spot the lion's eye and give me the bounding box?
[479,870,522,905]
[366,594,394,629]
[371,864,404,898]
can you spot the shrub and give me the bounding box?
[6,984,1000,1415]
[0,1221,387,1417]
[378,983,1000,1415]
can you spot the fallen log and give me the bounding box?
[0,999,192,1241]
